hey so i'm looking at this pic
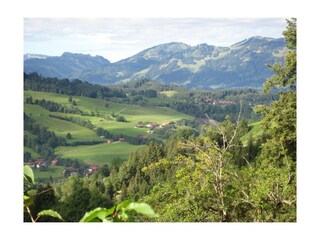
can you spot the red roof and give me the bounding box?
[89,165,98,170]
[51,159,59,165]
[139,135,148,140]
[36,159,45,165]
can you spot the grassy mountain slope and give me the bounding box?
[24,37,286,89]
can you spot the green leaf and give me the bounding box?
[24,195,33,207]
[37,209,63,221]
[125,203,158,218]
[116,199,133,211]
[102,218,113,222]
[24,165,34,184]
[27,189,37,198]
[80,207,114,222]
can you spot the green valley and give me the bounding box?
[23,18,296,224]
[24,89,195,182]
[55,142,141,166]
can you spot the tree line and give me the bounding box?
[25,96,89,115]
[24,72,126,99]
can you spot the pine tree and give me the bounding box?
[249,18,297,221]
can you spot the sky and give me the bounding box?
[24,18,286,62]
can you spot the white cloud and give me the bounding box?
[24,18,286,62]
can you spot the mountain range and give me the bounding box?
[24,36,286,89]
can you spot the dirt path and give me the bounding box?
[115,107,127,115]
[115,105,140,115]
[62,143,105,154]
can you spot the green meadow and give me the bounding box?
[55,142,141,166]
[24,90,193,137]
[24,104,101,143]
[241,121,263,145]
[24,90,193,169]
[33,165,65,183]
[159,90,178,97]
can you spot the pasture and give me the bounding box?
[33,165,65,184]
[241,121,263,145]
[55,142,141,166]
[24,90,193,138]
[159,90,178,97]
[24,104,101,143]
[24,90,194,168]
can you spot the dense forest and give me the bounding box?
[24,19,296,222]
[24,72,126,99]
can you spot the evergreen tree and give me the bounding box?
[248,18,297,221]
[66,132,72,140]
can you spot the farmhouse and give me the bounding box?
[161,121,174,127]
[146,122,159,128]
[86,165,99,176]
[194,97,234,106]
[51,159,59,166]
[35,159,46,169]
[63,168,78,176]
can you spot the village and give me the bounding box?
[24,120,177,181]
[134,120,175,134]
[24,158,99,178]
[194,97,234,105]
[103,120,176,144]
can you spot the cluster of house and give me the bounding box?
[105,137,125,144]
[24,159,99,177]
[135,121,175,133]
[194,98,234,105]
[63,165,99,177]
[25,159,59,170]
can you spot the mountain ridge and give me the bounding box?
[24,36,286,89]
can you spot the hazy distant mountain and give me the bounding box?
[24,37,286,89]
[24,52,111,79]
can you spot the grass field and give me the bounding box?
[55,142,141,166]
[24,104,101,143]
[24,91,76,104]
[241,121,263,145]
[33,165,65,183]
[24,90,194,168]
[24,90,193,138]
[159,91,178,97]
[144,96,183,105]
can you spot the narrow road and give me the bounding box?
[115,107,127,115]
[61,143,105,154]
